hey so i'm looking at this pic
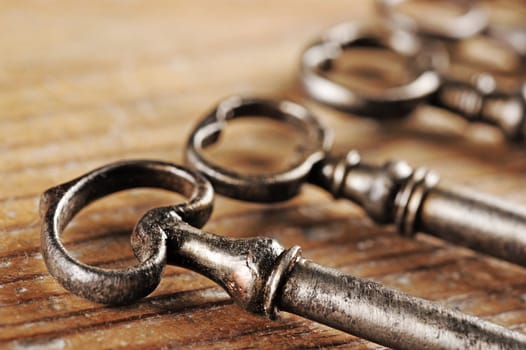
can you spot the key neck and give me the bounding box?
[133,208,301,319]
[309,150,439,235]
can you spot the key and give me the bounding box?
[300,21,526,142]
[186,96,526,266]
[40,160,526,350]
[134,211,526,350]
[310,149,526,266]
[431,76,526,141]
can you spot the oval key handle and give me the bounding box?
[301,21,443,117]
[40,160,214,304]
[186,96,331,202]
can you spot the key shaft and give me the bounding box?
[310,150,526,266]
[131,211,526,350]
[432,79,526,141]
[281,258,526,350]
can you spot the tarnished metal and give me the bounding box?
[40,160,526,349]
[281,258,526,350]
[432,77,526,141]
[186,97,526,266]
[300,21,443,117]
[186,96,330,202]
[300,21,526,142]
[312,151,526,266]
[40,159,214,304]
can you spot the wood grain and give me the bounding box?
[1,1,526,349]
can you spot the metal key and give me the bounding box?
[186,96,526,266]
[300,21,526,142]
[376,0,526,139]
[40,160,526,350]
[377,0,526,56]
[432,76,526,141]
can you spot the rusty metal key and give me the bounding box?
[310,149,526,267]
[300,21,526,142]
[41,160,526,350]
[186,97,526,267]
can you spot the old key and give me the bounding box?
[186,96,526,266]
[301,21,526,141]
[377,0,526,56]
[41,160,526,349]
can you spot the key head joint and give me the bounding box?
[133,210,301,319]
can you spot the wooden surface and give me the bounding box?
[1,1,526,349]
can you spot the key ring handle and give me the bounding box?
[301,21,442,116]
[185,96,331,202]
[40,160,214,304]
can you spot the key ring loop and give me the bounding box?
[301,21,442,116]
[40,160,214,304]
[185,96,331,202]
[376,0,488,40]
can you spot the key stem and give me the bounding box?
[310,150,526,266]
[279,258,526,350]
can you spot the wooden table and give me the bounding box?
[1,1,525,349]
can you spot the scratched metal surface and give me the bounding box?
[1,1,526,349]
